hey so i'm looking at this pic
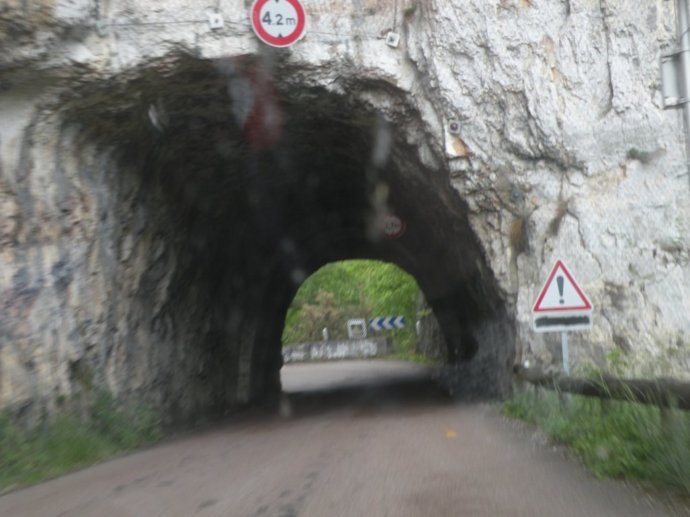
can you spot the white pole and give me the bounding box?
[561,331,570,376]
[677,0,690,170]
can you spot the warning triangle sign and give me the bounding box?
[532,260,592,313]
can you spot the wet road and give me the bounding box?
[1,360,686,516]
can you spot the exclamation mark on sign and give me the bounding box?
[557,275,565,305]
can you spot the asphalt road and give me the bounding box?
[1,360,687,516]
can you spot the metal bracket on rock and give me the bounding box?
[208,12,225,30]
[385,31,400,48]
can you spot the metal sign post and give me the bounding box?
[561,331,570,376]
[661,0,690,173]
[678,0,690,170]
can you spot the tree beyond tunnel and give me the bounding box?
[53,54,515,422]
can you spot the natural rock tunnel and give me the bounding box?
[4,53,514,423]
[4,0,690,427]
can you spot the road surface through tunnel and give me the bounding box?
[52,52,515,422]
[279,360,450,420]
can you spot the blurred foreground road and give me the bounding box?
[1,360,687,516]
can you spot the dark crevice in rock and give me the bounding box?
[599,0,615,117]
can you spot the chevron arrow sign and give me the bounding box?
[369,316,406,331]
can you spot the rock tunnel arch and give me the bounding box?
[34,53,515,422]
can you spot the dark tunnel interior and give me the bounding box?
[57,54,515,421]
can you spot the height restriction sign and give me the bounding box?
[251,0,307,48]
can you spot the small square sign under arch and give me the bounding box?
[532,260,593,333]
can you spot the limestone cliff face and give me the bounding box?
[1,0,689,421]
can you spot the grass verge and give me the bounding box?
[503,389,690,496]
[0,390,161,493]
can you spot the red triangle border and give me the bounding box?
[532,260,592,313]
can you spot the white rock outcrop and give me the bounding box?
[2,0,689,419]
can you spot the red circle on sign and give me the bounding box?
[383,214,406,239]
[251,0,307,48]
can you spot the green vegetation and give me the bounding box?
[282,260,419,354]
[503,389,690,495]
[0,390,160,493]
[626,147,665,164]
